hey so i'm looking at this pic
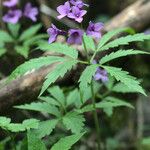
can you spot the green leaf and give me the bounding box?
[22,119,39,130]
[97,27,133,49]
[83,34,95,51]
[0,30,14,42]
[8,23,20,38]
[112,82,139,93]
[63,112,85,134]
[15,45,30,58]
[47,86,66,107]
[14,102,61,117]
[102,66,146,95]
[24,34,48,46]
[79,96,134,113]
[8,56,65,80]
[66,88,81,107]
[40,60,77,96]
[38,42,78,59]
[19,24,42,41]
[99,49,148,64]
[0,48,6,57]
[39,96,60,106]
[100,33,150,51]
[51,132,85,150]
[0,117,11,127]
[27,131,46,150]
[79,65,98,92]
[33,119,58,138]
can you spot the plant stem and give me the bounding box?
[91,81,101,150]
[82,37,101,149]
[10,133,17,150]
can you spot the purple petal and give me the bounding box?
[3,0,18,7]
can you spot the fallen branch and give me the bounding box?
[0,0,150,114]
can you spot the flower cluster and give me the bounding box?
[2,0,38,24]
[93,60,108,83]
[47,0,104,45]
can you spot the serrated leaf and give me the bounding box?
[7,124,25,132]
[38,42,78,59]
[15,45,30,58]
[39,96,60,106]
[22,119,39,130]
[83,34,95,51]
[27,131,46,150]
[33,119,58,138]
[63,112,85,134]
[19,24,42,41]
[8,23,20,38]
[40,60,77,96]
[97,27,132,49]
[0,48,6,57]
[14,102,61,117]
[0,117,11,127]
[99,49,148,64]
[79,65,98,92]
[112,82,139,93]
[47,86,65,107]
[102,66,146,95]
[24,34,48,46]
[100,33,150,51]
[51,132,85,150]
[66,89,81,107]
[79,96,134,113]
[0,30,14,42]
[9,56,65,80]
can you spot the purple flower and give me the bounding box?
[57,1,71,19]
[69,0,89,8]
[24,3,38,22]
[93,60,108,82]
[86,21,104,39]
[68,6,87,23]
[2,9,22,24]
[94,68,108,82]
[67,29,84,45]
[144,29,150,35]
[3,0,18,8]
[47,24,65,44]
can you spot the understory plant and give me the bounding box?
[0,0,150,150]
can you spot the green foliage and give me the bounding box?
[0,48,6,57]
[79,65,98,92]
[102,66,146,95]
[14,102,61,117]
[8,56,65,80]
[33,119,59,138]
[0,30,14,43]
[27,131,47,150]
[97,27,132,50]
[15,45,30,59]
[40,60,77,96]
[38,42,78,59]
[100,33,150,51]
[112,82,139,93]
[0,117,39,132]
[79,96,134,113]
[7,23,20,38]
[48,86,66,108]
[62,112,85,134]
[99,49,148,64]
[19,24,42,41]
[51,132,85,150]
[83,34,95,51]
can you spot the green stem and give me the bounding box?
[9,133,17,150]
[82,37,90,63]
[82,37,101,149]
[91,81,101,150]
